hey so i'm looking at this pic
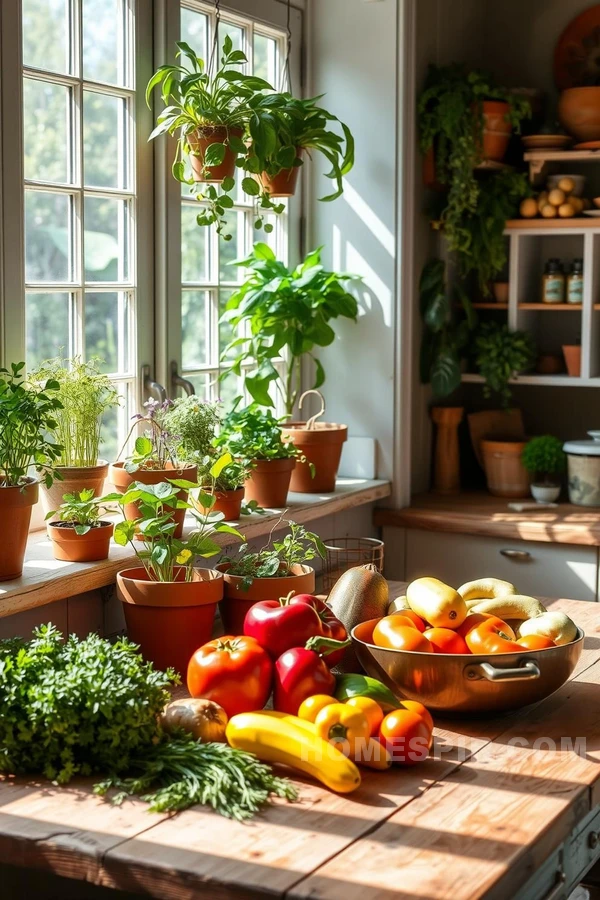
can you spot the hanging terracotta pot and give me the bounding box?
[259,149,303,197]
[48,521,113,563]
[187,126,244,183]
[283,422,348,493]
[117,566,223,676]
[216,563,315,634]
[108,462,197,538]
[0,478,39,580]
[40,460,109,520]
[193,486,245,521]
[244,457,295,508]
[481,100,512,162]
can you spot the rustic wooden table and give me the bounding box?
[1,585,599,900]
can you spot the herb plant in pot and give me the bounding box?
[31,356,120,518]
[521,436,566,503]
[46,489,114,562]
[216,520,325,633]
[282,390,347,494]
[0,363,63,579]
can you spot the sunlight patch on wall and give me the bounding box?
[341,179,395,258]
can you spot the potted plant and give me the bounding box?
[282,390,347,494]
[192,457,253,521]
[110,457,244,674]
[0,362,63,579]
[216,404,303,509]
[216,519,325,633]
[30,356,120,517]
[46,489,114,562]
[522,436,566,503]
[109,399,197,537]
[474,322,536,408]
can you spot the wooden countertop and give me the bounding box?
[375,491,600,546]
[1,587,599,899]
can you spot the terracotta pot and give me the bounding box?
[108,462,197,538]
[431,407,463,494]
[282,423,348,493]
[216,563,316,634]
[187,126,243,183]
[117,566,223,675]
[536,354,564,375]
[48,521,113,562]
[194,487,245,521]
[563,345,582,377]
[244,457,295,508]
[481,439,530,499]
[259,149,303,197]
[558,88,600,142]
[492,282,509,304]
[422,145,446,191]
[0,478,39,580]
[481,100,511,162]
[40,460,109,520]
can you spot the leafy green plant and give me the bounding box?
[0,624,296,817]
[222,519,326,590]
[46,488,113,534]
[161,395,221,463]
[119,399,180,473]
[220,243,359,414]
[215,403,300,463]
[419,258,477,398]
[473,322,536,407]
[30,356,120,468]
[522,436,566,482]
[0,362,63,487]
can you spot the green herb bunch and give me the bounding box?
[46,488,113,533]
[120,399,180,473]
[216,403,301,463]
[222,519,326,590]
[220,243,359,415]
[473,322,536,406]
[0,362,63,487]
[161,395,221,463]
[522,436,566,480]
[31,356,120,467]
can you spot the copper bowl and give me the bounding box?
[351,619,584,714]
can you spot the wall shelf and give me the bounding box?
[471,302,508,309]
[461,373,593,387]
[518,303,582,311]
[523,148,600,183]
[505,218,600,232]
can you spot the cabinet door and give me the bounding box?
[405,530,598,602]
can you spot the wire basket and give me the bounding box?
[322,537,385,592]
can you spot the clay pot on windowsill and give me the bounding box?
[187,126,244,183]
[244,457,295,509]
[41,460,109,520]
[48,520,113,562]
[193,486,245,521]
[0,478,39,580]
[116,566,224,676]
[259,149,304,197]
[282,422,348,493]
[108,462,197,538]
[216,563,316,634]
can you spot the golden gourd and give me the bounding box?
[406,577,467,628]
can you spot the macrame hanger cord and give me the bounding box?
[279,0,292,93]
[208,0,221,79]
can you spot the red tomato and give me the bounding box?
[460,615,523,655]
[423,627,470,655]
[399,700,434,737]
[187,635,272,718]
[379,710,431,765]
[243,595,322,658]
[290,594,348,666]
[373,616,434,652]
[273,646,336,715]
[517,634,556,650]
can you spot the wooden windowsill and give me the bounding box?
[0,478,391,619]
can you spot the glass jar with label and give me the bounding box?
[566,258,584,305]
[542,258,565,304]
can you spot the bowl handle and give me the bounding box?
[465,660,541,682]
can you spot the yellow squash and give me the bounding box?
[406,577,467,628]
[226,711,361,794]
[457,577,516,603]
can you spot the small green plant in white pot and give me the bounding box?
[522,436,566,503]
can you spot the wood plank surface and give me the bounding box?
[375,492,600,546]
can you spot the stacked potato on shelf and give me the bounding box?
[519,176,591,220]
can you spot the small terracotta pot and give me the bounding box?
[0,478,39,580]
[259,149,303,197]
[563,345,582,377]
[187,126,243,183]
[536,354,564,375]
[492,282,509,304]
[117,566,224,675]
[481,439,530,499]
[108,462,197,538]
[41,460,109,520]
[48,521,113,562]
[216,563,315,634]
[558,88,600,143]
[194,487,245,521]
[282,423,348,493]
[481,100,511,162]
[244,457,295,508]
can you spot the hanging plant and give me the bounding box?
[473,322,536,407]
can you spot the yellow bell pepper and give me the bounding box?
[314,702,370,752]
[298,694,338,724]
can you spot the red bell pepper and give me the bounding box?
[243,591,323,658]
[290,594,348,667]
[273,636,351,714]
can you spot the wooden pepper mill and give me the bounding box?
[431,407,464,494]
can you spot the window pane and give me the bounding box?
[221,23,244,53]
[83,91,127,189]
[182,290,209,368]
[23,78,71,184]
[26,292,71,368]
[254,34,278,86]
[82,0,127,86]
[98,382,128,463]
[23,0,70,75]
[85,291,129,373]
[219,211,243,281]
[187,373,212,401]
[181,9,208,60]
[182,206,209,282]
[219,288,237,359]
[217,372,242,407]
[25,191,72,283]
[84,196,129,282]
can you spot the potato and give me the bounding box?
[537,191,548,212]
[541,203,557,218]
[558,202,576,218]
[548,188,566,207]
[570,196,584,213]
[557,177,575,194]
[520,198,538,218]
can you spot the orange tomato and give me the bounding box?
[298,694,337,723]
[346,696,384,736]
[461,614,523,654]
[517,634,556,650]
[379,710,431,765]
[394,609,427,633]
[423,627,470,655]
[399,699,434,743]
[457,613,516,640]
[373,617,434,653]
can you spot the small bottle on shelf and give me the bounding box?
[566,258,584,305]
[542,258,565,304]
